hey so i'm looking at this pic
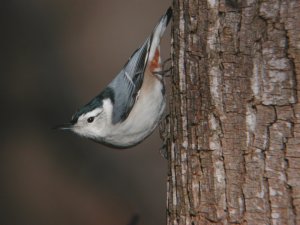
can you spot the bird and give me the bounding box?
[56,7,172,148]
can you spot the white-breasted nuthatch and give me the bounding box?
[56,7,172,148]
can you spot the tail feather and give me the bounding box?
[148,7,172,63]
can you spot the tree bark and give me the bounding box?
[160,0,300,224]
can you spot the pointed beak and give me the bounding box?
[53,123,73,131]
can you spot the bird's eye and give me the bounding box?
[87,117,94,123]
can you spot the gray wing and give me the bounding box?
[108,39,151,124]
[107,7,172,124]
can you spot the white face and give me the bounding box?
[71,99,113,139]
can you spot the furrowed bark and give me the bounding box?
[160,0,300,224]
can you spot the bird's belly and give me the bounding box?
[105,80,165,148]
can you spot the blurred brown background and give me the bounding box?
[1,0,171,224]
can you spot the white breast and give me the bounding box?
[104,72,165,147]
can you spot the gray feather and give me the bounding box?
[108,40,150,124]
[108,7,172,124]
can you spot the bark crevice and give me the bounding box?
[163,0,300,224]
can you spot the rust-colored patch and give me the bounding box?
[149,48,161,72]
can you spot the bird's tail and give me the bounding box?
[148,7,172,63]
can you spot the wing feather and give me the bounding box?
[108,39,150,124]
[108,7,172,124]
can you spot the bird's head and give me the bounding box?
[56,98,113,140]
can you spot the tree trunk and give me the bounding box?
[160,0,300,224]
